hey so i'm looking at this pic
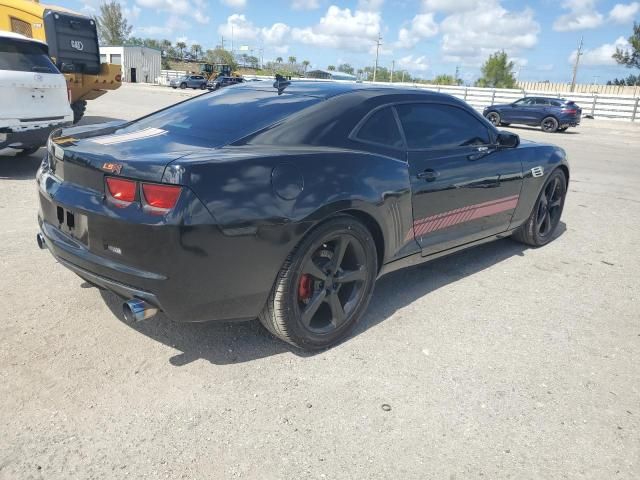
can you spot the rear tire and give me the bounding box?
[200,83,207,90]
[541,116,559,133]
[259,215,378,350]
[71,100,87,124]
[513,169,567,247]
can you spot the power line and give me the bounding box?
[373,33,382,82]
[570,36,583,92]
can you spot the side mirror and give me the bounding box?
[497,130,519,149]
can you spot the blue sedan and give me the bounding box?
[484,97,582,133]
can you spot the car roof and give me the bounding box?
[0,31,47,46]
[238,80,450,100]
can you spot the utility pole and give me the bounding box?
[220,36,225,49]
[231,26,234,53]
[390,60,395,83]
[570,36,583,92]
[401,70,405,83]
[373,33,382,82]
[454,65,459,84]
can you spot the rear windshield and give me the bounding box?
[0,38,59,73]
[129,87,322,147]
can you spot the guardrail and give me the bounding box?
[244,75,640,122]
[157,70,188,86]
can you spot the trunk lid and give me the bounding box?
[50,123,209,191]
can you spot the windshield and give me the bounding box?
[0,38,58,73]
[127,86,322,147]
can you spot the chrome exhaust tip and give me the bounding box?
[36,232,47,250]
[123,299,158,322]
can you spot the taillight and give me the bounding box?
[142,183,182,214]
[67,87,72,104]
[106,177,136,204]
[115,74,122,82]
[562,108,578,114]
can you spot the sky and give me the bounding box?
[57,0,638,83]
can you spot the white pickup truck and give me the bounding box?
[0,31,73,155]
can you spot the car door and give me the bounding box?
[395,102,523,255]
[506,98,533,123]
[531,98,551,123]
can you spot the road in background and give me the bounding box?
[1,84,638,480]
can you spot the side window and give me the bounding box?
[395,103,491,150]
[534,98,549,105]
[354,107,404,149]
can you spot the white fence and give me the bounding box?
[157,69,188,86]
[244,75,640,122]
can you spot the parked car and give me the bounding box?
[37,81,569,350]
[0,31,73,155]
[207,75,244,90]
[170,74,207,90]
[483,97,582,133]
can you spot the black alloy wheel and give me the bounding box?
[486,111,501,126]
[541,116,559,133]
[259,216,377,349]
[513,169,567,247]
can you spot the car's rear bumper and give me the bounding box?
[1,122,71,149]
[36,157,278,323]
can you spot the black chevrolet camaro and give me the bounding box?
[37,81,569,349]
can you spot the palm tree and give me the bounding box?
[327,65,336,71]
[190,44,202,61]
[276,57,283,64]
[288,56,296,65]
[176,41,187,59]
[302,60,310,73]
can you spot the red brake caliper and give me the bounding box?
[298,274,312,302]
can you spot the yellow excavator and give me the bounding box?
[0,0,121,123]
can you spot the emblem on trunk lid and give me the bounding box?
[102,162,123,174]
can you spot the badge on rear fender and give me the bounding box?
[102,162,123,174]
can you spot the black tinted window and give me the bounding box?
[0,38,58,73]
[129,87,321,147]
[356,107,404,148]
[396,103,491,150]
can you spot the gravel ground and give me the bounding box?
[1,84,639,480]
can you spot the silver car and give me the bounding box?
[170,75,207,90]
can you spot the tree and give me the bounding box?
[175,41,187,59]
[475,51,516,88]
[613,22,640,69]
[338,63,354,74]
[302,60,310,73]
[204,48,237,70]
[276,57,283,64]
[96,1,132,45]
[288,56,297,65]
[191,44,202,61]
[433,74,460,85]
[327,65,336,71]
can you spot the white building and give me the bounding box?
[99,46,161,84]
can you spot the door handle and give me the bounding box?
[417,169,439,181]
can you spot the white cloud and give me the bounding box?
[291,0,320,9]
[439,1,539,65]
[609,2,640,22]
[291,6,381,52]
[569,36,631,65]
[135,0,209,24]
[217,14,259,41]
[358,0,384,11]
[220,0,246,7]
[396,13,438,48]
[261,23,291,44]
[421,0,477,13]
[553,0,604,31]
[398,54,429,72]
